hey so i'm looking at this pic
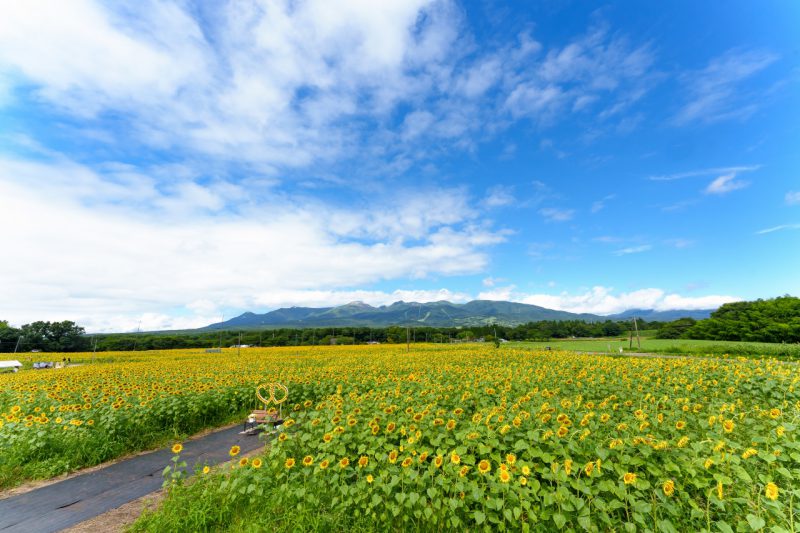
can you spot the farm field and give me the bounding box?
[0,347,321,488]
[2,345,798,531]
[509,337,800,359]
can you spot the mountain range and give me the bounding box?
[201,300,714,330]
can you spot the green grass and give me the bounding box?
[507,337,800,359]
[131,468,379,533]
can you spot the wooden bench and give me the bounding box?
[241,382,288,434]
[241,409,284,434]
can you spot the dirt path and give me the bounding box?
[0,424,266,533]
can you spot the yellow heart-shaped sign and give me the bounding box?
[255,382,289,406]
[271,382,289,404]
[255,384,271,405]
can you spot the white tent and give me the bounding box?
[0,360,23,371]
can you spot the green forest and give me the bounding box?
[658,295,800,343]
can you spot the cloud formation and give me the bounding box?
[673,48,778,125]
[705,172,749,195]
[0,2,668,181]
[0,153,504,331]
[613,244,652,256]
[477,286,738,315]
[755,224,800,235]
[647,165,760,182]
[538,207,575,222]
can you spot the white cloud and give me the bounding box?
[484,185,515,208]
[538,207,575,222]
[705,173,749,195]
[477,285,517,302]
[613,244,652,256]
[0,0,463,173]
[515,286,737,315]
[663,238,694,249]
[590,194,616,213]
[755,224,800,235]
[786,191,800,205]
[647,165,760,181]
[0,155,504,332]
[673,48,778,125]
[0,4,664,177]
[505,25,656,123]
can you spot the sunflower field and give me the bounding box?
[0,348,323,487]
[2,345,799,531]
[134,345,798,532]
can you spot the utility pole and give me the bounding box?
[633,317,641,349]
[132,320,141,351]
[92,336,97,364]
[406,326,410,352]
[218,314,224,350]
[14,336,21,354]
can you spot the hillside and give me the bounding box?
[200,300,714,330]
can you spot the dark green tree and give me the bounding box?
[19,321,90,352]
[0,320,21,353]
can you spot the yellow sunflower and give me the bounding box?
[765,482,778,501]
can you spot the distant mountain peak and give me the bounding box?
[345,300,373,308]
[199,300,717,330]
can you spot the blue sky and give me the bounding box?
[1,1,798,332]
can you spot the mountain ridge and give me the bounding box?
[200,300,715,330]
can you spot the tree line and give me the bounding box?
[0,320,89,353]
[3,296,797,353]
[1,319,656,353]
[656,295,800,343]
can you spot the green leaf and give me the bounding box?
[474,510,486,525]
[733,466,752,483]
[746,514,765,531]
[715,520,734,533]
[553,513,567,529]
[658,519,679,533]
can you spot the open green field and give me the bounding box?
[509,337,800,359]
